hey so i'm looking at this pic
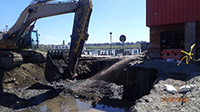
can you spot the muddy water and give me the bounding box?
[39,95,126,112]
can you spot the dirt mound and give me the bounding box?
[2,63,46,89]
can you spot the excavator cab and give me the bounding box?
[30,30,39,49]
[21,30,39,49]
[19,22,39,49]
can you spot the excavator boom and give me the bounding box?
[7,2,78,38]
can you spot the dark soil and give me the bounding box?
[1,55,199,112]
[130,61,200,112]
[2,63,46,89]
[0,56,132,112]
[130,72,200,112]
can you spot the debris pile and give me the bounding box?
[130,72,200,112]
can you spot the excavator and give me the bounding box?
[0,0,93,82]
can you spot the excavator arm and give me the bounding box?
[45,0,93,81]
[68,0,92,73]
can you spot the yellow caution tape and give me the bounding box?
[177,44,200,66]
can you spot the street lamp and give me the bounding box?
[110,32,112,56]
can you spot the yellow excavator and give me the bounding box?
[0,0,93,81]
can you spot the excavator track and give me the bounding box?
[45,49,71,82]
[0,50,46,70]
[19,50,46,63]
[0,51,23,69]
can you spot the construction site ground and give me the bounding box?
[0,55,200,112]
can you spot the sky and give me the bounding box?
[0,0,149,45]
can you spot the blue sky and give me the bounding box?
[0,0,149,45]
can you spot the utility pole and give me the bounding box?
[110,32,112,56]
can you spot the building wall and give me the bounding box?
[147,0,200,59]
[149,23,184,58]
[149,22,200,59]
[196,22,200,59]
[147,0,200,27]
[185,22,196,55]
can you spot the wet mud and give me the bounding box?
[0,56,144,112]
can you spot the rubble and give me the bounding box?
[130,72,200,112]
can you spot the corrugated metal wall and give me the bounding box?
[147,0,200,27]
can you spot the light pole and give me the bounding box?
[110,32,112,56]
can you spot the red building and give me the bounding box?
[146,0,200,59]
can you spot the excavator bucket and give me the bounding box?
[45,50,70,82]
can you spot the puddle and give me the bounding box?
[39,95,126,112]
